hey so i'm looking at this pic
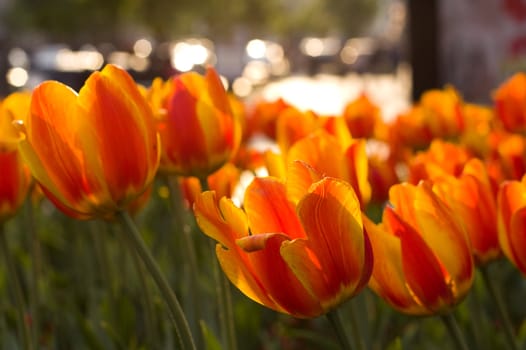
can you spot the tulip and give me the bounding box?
[317,115,353,147]
[16,64,160,220]
[151,67,241,178]
[407,140,473,184]
[432,159,500,265]
[194,160,373,318]
[286,130,371,209]
[497,175,526,276]
[343,93,381,139]
[364,181,474,315]
[494,72,526,133]
[245,97,291,140]
[387,105,433,153]
[0,152,31,222]
[0,92,31,149]
[0,92,32,222]
[179,162,241,209]
[275,106,318,153]
[419,86,465,139]
[459,103,494,157]
[485,131,526,184]
[386,86,464,157]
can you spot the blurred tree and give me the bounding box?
[3,0,379,44]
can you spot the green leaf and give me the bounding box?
[200,320,223,350]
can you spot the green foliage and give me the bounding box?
[2,176,526,349]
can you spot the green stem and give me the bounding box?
[0,224,33,350]
[126,233,158,349]
[327,308,355,350]
[117,210,196,350]
[440,312,470,350]
[26,199,40,348]
[480,265,519,350]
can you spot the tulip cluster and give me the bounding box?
[2,64,526,349]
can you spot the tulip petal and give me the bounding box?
[287,131,345,179]
[215,243,283,314]
[237,232,322,318]
[264,150,286,179]
[285,160,323,205]
[204,67,234,116]
[498,181,526,261]
[194,191,248,247]
[244,177,306,240]
[345,139,371,207]
[385,207,453,312]
[363,216,428,315]
[414,185,474,292]
[281,178,368,310]
[509,207,526,274]
[20,80,101,214]
[79,64,158,203]
[387,183,419,232]
[194,191,281,312]
[163,78,212,176]
[195,191,318,317]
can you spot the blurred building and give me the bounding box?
[439,0,526,103]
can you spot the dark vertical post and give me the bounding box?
[408,0,439,101]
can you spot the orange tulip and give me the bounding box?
[485,131,526,184]
[0,92,31,149]
[245,97,291,140]
[386,86,464,156]
[419,86,465,139]
[151,67,241,178]
[343,93,381,139]
[275,106,318,153]
[432,159,500,265]
[387,105,433,153]
[407,140,473,184]
[16,64,160,220]
[0,151,31,222]
[194,161,372,318]
[0,92,32,222]
[267,130,371,209]
[317,115,353,147]
[364,182,474,315]
[459,103,494,157]
[368,151,399,204]
[497,175,526,276]
[494,72,526,133]
[179,162,242,209]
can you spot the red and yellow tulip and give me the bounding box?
[245,97,291,140]
[407,140,473,184]
[432,159,500,265]
[150,67,241,178]
[364,182,474,315]
[16,64,160,220]
[267,130,371,209]
[494,72,526,133]
[342,93,381,139]
[0,92,32,222]
[497,175,526,276]
[194,161,372,318]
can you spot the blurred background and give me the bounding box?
[1,0,525,109]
